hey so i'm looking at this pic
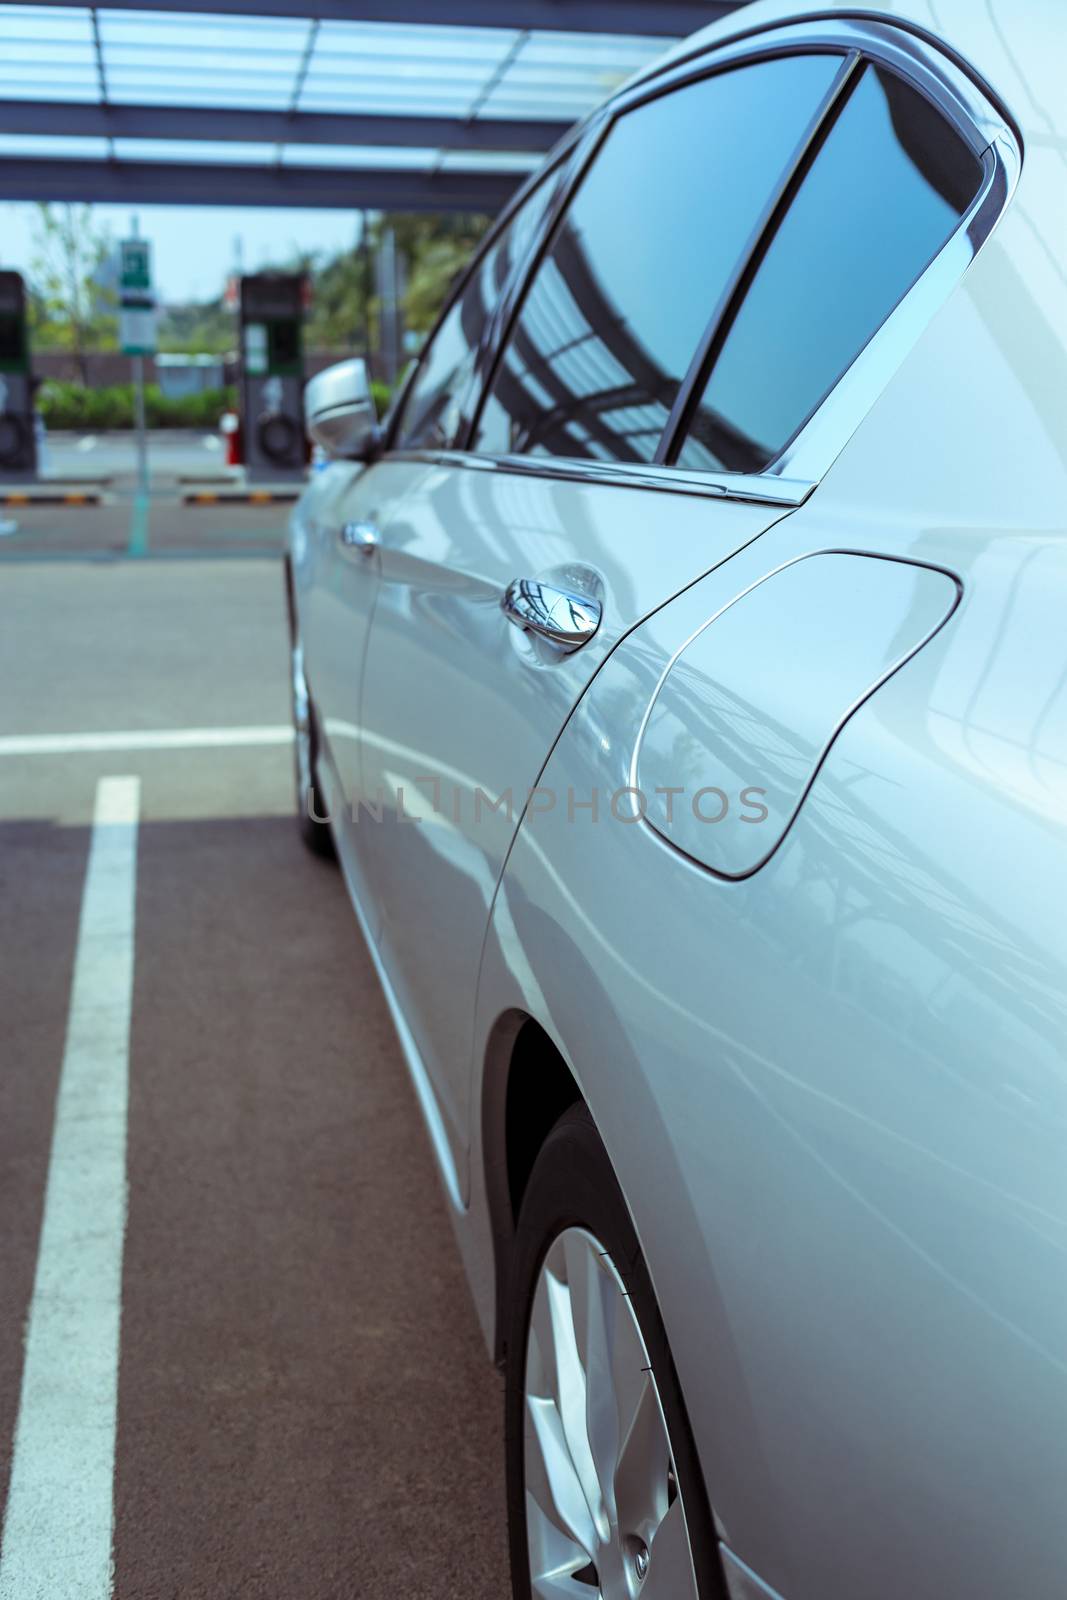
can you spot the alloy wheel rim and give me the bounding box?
[523,1226,700,1600]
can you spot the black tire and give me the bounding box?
[288,635,335,860]
[258,411,302,467]
[294,696,335,859]
[504,1102,725,1599]
[285,559,335,860]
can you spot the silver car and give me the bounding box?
[286,3,1066,1595]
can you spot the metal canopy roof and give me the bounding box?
[0,1,741,210]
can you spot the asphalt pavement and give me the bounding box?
[0,542,511,1597]
[41,428,233,485]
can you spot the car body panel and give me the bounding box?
[292,457,433,931]
[470,161,1067,1597]
[634,551,959,876]
[478,545,1067,1598]
[353,465,792,1190]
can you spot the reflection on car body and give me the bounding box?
[289,4,1067,1597]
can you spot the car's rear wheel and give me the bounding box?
[290,634,334,859]
[505,1103,721,1599]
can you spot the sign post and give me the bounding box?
[119,232,154,498]
[374,227,406,388]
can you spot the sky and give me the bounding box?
[0,202,366,303]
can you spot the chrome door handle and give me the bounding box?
[502,577,602,653]
[339,520,379,555]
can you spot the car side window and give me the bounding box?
[676,63,983,474]
[393,178,554,453]
[471,53,842,466]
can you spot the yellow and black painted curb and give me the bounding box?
[182,488,301,505]
[2,491,103,506]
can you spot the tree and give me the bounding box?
[289,212,492,360]
[304,246,373,356]
[30,203,117,381]
[382,212,492,336]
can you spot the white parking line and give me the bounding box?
[0,776,140,1600]
[0,726,293,757]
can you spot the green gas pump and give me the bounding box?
[0,271,37,482]
[238,274,306,483]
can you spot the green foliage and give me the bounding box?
[382,212,492,336]
[305,248,372,354]
[403,236,480,336]
[370,379,393,418]
[29,204,118,381]
[38,380,237,431]
[263,210,492,356]
[145,385,236,428]
[156,299,235,355]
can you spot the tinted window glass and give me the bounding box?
[474,54,842,465]
[395,178,553,451]
[678,64,983,474]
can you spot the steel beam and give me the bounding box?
[0,99,569,152]
[0,156,524,211]
[0,0,738,35]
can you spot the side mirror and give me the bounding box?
[304,358,379,462]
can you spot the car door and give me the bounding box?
[293,452,431,923]
[353,49,854,1188]
[295,168,562,920]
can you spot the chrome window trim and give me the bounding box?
[388,17,1020,509]
[619,17,1011,155]
[626,9,1017,146]
[383,449,814,508]
[758,131,1018,489]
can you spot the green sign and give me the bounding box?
[120,239,155,354]
[120,239,151,292]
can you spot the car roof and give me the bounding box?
[628,1,1063,144]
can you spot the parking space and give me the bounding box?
[41,430,231,486]
[0,504,132,559]
[0,551,510,1598]
[0,500,290,562]
[1,431,300,560]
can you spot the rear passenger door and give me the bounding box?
[352,51,846,1188]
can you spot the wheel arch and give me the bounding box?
[481,1009,584,1366]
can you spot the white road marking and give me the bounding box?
[0,726,293,757]
[0,776,140,1600]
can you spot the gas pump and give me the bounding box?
[237,273,306,482]
[0,271,37,481]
